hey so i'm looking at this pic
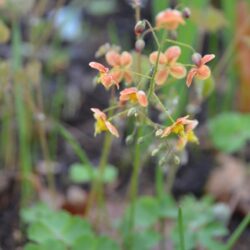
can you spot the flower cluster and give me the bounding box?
[89,7,215,151]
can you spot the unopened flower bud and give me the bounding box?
[151,148,160,156]
[159,157,166,167]
[173,155,180,165]
[169,30,178,40]
[134,20,146,36]
[127,108,137,117]
[182,7,191,19]
[155,129,163,137]
[126,135,134,145]
[138,137,144,144]
[192,53,202,66]
[135,39,145,52]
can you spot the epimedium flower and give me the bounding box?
[186,53,215,87]
[91,108,119,137]
[149,46,187,85]
[105,50,133,84]
[156,8,185,30]
[161,115,198,150]
[119,87,148,107]
[89,61,119,89]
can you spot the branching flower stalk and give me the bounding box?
[88,5,215,249]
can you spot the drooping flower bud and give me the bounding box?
[134,20,146,36]
[182,7,191,19]
[192,53,202,66]
[135,39,145,52]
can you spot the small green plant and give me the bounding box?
[208,112,250,153]
[21,203,120,250]
[69,163,118,184]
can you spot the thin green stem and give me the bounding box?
[144,20,160,48]
[165,39,196,53]
[127,126,143,249]
[225,213,250,250]
[153,93,175,123]
[178,207,186,250]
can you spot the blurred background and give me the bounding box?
[0,0,250,249]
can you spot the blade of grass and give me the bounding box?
[224,213,250,250]
[56,122,91,166]
[12,20,33,205]
[178,206,186,250]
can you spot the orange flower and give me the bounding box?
[119,87,148,107]
[149,46,186,85]
[186,54,215,87]
[89,62,119,89]
[105,51,133,84]
[156,9,185,30]
[161,115,198,150]
[91,108,119,137]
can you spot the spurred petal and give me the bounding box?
[155,69,169,85]
[201,54,215,65]
[123,71,133,84]
[165,46,181,63]
[105,121,119,137]
[156,9,185,30]
[91,108,107,120]
[89,62,109,73]
[121,51,132,66]
[136,91,148,107]
[186,68,197,87]
[100,73,116,89]
[149,51,167,65]
[161,125,173,137]
[110,70,123,83]
[196,65,211,80]
[105,51,121,67]
[169,64,186,79]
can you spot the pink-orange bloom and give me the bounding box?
[105,51,133,84]
[89,61,119,89]
[119,87,148,107]
[186,54,215,87]
[91,108,119,137]
[156,9,185,30]
[149,46,186,85]
[161,115,198,150]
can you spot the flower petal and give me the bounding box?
[89,62,109,73]
[186,68,197,87]
[149,51,167,65]
[201,54,215,65]
[91,108,107,120]
[123,71,133,84]
[155,69,169,85]
[121,51,132,66]
[165,46,181,63]
[156,9,185,30]
[169,64,186,79]
[105,121,119,137]
[161,125,173,137]
[136,91,148,107]
[105,51,121,67]
[196,65,211,80]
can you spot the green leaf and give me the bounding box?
[63,217,93,245]
[21,203,52,224]
[96,236,120,250]
[208,112,250,153]
[72,234,96,250]
[158,195,177,219]
[130,230,161,250]
[24,240,66,250]
[133,196,160,228]
[95,165,118,183]
[69,163,94,183]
